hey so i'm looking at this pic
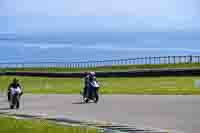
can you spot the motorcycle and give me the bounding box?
[81,80,100,103]
[9,87,22,109]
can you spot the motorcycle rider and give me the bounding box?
[83,72,97,98]
[7,78,23,101]
[86,72,99,96]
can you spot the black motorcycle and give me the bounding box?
[81,80,100,103]
[9,87,22,109]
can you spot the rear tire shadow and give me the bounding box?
[72,101,93,104]
[72,101,87,104]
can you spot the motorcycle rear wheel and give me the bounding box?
[84,98,89,103]
[10,105,14,109]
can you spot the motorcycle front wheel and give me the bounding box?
[84,98,89,103]
[94,92,99,103]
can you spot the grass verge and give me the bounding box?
[1,63,200,73]
[0,116,97,133]
[1,76,200,95]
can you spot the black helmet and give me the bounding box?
[84,72,89,77]
[13,78,19,83]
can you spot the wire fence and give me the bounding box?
[0,55,199,69]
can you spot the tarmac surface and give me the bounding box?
[0,94,200,133]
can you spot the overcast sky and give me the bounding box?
[0,0,200,33]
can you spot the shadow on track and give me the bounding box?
[72,101,94,104]
[72,101,86,104]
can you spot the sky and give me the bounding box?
[0,0,200,33]
[0,0,200,61]
[2,0,199,16]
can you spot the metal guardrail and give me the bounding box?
[0,55,199,69]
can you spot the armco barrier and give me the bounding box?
[2,68,200,78]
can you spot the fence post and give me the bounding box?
[190,55,192,63]
[163,56,166,64]
[184,56,186,63]
[167,56,170,64]
[99,61,102,67]
[149,57,151,64]
[137,58,139,65]
[154,57,156,64]
[178,56,181,64]
[140,58,142,65]
[126,59,128,65]
[198,56,200,64]
[96,61,98,67]
[145,57,147,65]
[119,59,122,65]
[173,56,176,64]
[115,60,118,65]
[90,61,92,68]
[140,58,143,65]
[82,62,84,68]
[128,59,131,65]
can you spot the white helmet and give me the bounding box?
[89,72,95,76]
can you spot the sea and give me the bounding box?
[0,31,200,63]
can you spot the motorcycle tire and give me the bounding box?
[10,105,14,109]
[94,92,99,103]
[11,96,16,109]
[84,98,89,103]
[16,99,20,109]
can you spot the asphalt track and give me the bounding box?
[0,94,200,133]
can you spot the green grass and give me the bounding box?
[2,63,200,73]
[0,116,97,133]
[1,76,200,95]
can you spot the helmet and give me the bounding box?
[89,72,95,76]
[88,72,96,81]
[84,72,89,77]
[13,78,19,83]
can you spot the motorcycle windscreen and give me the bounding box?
[91,81,100,88]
